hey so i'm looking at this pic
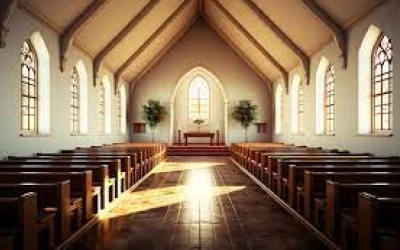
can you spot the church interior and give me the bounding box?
[0,0,399,249]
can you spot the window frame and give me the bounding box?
[21,40,38,134]
[99,82,105,133]
[70,66,80,134]
[371,34,393,135]
[187,75,210,123]
[324,64,335,134]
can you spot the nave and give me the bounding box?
[68,156,325,250]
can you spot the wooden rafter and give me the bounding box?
[245,0,310,85]
[128,14,200,89]
[203,15,272,87]
[211,0,288,91]
[301,0,347,69]
[115,0,191,86]
[93,0,159,84]
[0,0,18,48]
[59,0,108,71]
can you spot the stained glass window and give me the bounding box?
[188,76,209,122]
[325,65,335,133]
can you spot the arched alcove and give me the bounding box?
[315,56,330,134]
[29,32,50,134]
[119,85,127,133]
[101,75,112,134]
[75,60,88,134]
[275,84,283,134]
[358,25,382,134]
[170,66,229,145]
[290,74,301,134]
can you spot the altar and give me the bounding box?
[183,132,215,146]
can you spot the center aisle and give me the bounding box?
[68,156,326,250]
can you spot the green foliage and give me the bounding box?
[141,99,166,129]
[231,100,258,129]
[193,118,205,125]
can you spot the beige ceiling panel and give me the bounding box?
[251,0,331,55]
[205,1,281,81]
[315,0,384,27]
[105,0,185,71]
[76,0,152,56]
[218,0,298,70]
[21,0,94,31]
[123,0,198,81]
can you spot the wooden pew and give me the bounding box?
[0,171,93,223]
[44,152,135,187]
[2,160,112,208]
[0,181,71,244]
[263,154,373,188]
[72,148,147,180]
[37,153,132,190]
[280,158,400,201]
[324,181,400,243]
[0,192,37,250]
[357,192,400,250]
[303,171,400,222]
[62,149,142,183]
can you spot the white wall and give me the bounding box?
[130,19,272,145]
[274,0,400,155]
[0,8,129,158]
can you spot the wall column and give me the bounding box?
[224,101,229,145]
[169,102,174,145]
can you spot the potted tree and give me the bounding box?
[231,100,258,142]
[141,99,166,142]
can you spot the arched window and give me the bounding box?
[21,40,38,132]
[188,76,209,122]
[325,65,335,133]
[119,85,127,133]
[299,84,304,132]
[116,89,122,133]
[70,67,80,133]
[291,75,302,134]
[372,35,393,133]
[275,84,283,134]
[99,82,105,133]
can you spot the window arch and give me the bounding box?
[325,65,336,133]
[291,74,303,134]
[372,35,393,133]
[21,40,38,132]
[275,84,283,134]
[188,76,210,122]
[117,85,127,133]
[100,76,111,134]
[99,82,105,133]
[70,67,80,133]
[20,32,50,135]
[75,61,88,134]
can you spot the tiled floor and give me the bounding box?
[68,156,326,250]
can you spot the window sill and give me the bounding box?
[357,133,393,137]
[316,133,335,137]
[20,133,51,138]
[70,133,89,136]
[291,133,304,136]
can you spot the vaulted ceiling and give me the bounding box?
[16,0,384,87]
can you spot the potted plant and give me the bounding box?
[231,100,258,142]
[193,118,205,131]
[141,99,166,142]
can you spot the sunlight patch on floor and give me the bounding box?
[99,162,245,220]
[151,161,225,174]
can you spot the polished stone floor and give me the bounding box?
[68,156,326,250]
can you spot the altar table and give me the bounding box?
[183,132,215,146]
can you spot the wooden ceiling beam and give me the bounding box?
[301,0,347,69]
[211,0,288,91]
[60,0,108,72]
[93,0,159,84]
[115,0,192,86]
[0,0,18,48]
[245,0,310,85]
[128,14,200,89]
[203,15,272,87]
